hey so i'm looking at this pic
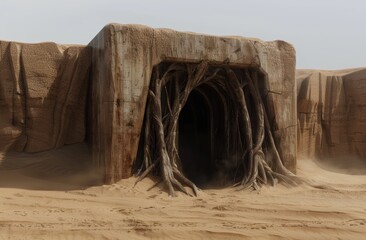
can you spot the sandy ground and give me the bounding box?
[0,144,365,240]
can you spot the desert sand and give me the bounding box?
[0,143,365,240]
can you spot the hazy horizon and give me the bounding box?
[1,0,365,70]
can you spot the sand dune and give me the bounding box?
[0,144,365,240]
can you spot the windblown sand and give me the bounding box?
[0,144,365,240]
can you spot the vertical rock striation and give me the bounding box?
[1,24,297,185]
[0,41,91,152]
[297,68,366,160]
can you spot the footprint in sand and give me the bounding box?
[212,205,229,211]
[13,210,27,216]
[124,218,152,232]
[347,219,366,227]
[147,194,158,199]
[214,213,226,217]
[194,198,208,204]
[77,219,110,228]
[111,207,133,215]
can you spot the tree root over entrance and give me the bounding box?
[134,61,300,196]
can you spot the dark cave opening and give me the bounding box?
[134,62,275,193]
[178,89,213,187]
[178,84,233,188]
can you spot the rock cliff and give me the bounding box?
[0,24,297,184]
[297,68,366,160]
[0,41,91,152]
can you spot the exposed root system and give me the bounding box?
[134,61,299,196]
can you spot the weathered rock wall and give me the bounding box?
[0,25,297,184]
[0,41,91,152]
[297,68,366,159]
[88,24,297,183]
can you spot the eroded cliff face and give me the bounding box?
[0,25,297,184]
[0,41,91,152]
[297,68,366,160]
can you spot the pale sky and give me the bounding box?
[0,0,365,69]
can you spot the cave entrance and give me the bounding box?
[178,83,231,188]
[178,89,213,187]
[134,61,289,196]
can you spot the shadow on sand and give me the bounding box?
[0,143,103,191]
[314,155,366,175]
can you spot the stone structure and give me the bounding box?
[297,68,366,160]
[89,24,297,183]
[0,24,297,185]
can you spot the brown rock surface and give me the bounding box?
[297,68,366,160]
[0,41,91,152]
[1,25,297,185]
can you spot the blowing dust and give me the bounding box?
[314,155,366,175]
